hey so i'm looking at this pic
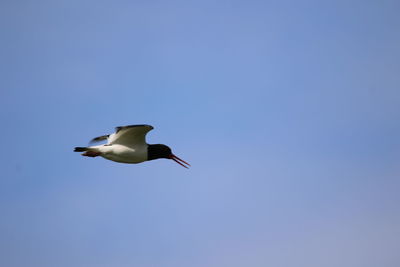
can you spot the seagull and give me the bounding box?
[74,124,190,168]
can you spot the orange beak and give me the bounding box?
[169,154,190,168]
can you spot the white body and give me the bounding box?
[96,144,148,163]
[82,125,154,164]
[76,124,190,168]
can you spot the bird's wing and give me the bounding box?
[108,124,154,147]
[89,134,110,144]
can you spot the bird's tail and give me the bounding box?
[74,146,102,157]
[74,147,88,152]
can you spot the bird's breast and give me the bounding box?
[100,144,148,164]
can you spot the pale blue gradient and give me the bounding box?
[1,1,399,266]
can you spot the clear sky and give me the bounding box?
[1,0,399,266]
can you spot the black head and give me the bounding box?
[147,144,190,168]
[148,144,172,160]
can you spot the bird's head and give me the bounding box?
[148,144,190,168]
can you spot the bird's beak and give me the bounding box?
[169,154,190,168]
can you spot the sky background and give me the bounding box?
[1,0,400,266]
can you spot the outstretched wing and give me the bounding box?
[108,124,154,147]
[89,134,110,144]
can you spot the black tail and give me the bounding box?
[74,147,88,152]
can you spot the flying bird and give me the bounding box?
[74,124,190,168]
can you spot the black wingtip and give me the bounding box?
[89,135,109,144]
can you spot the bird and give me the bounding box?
[74,124,190,168]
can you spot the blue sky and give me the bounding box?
[1,0,400,266]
